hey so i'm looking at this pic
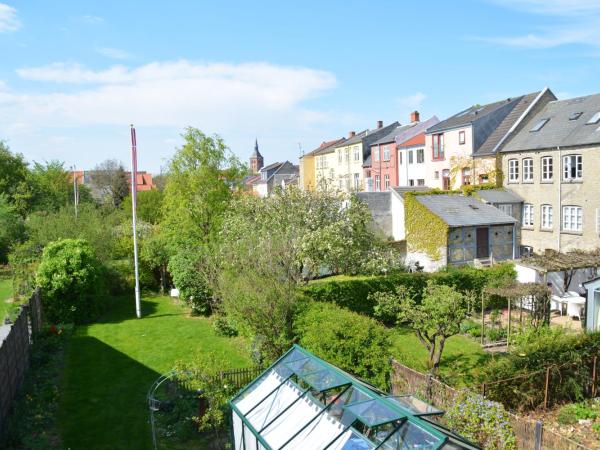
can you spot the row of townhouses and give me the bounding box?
[298,88,600,271]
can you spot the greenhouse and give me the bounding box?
[230,345,481,450]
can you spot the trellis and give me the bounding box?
[481,283,551,351]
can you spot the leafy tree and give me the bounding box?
[0,195,25,264]
[121,188,164,224]
[168,249,212,315]
[372,281,473,374]
[215,187,402,362]
[218,233,298,363]
[0,141,32,214]
[24,204,123,262]
[36,238,106,324]
[28,160,71,212]
[140,228,170,293]
[161,128,246,251]
[91,159,129,207]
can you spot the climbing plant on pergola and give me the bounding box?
[481,283,551,351]
[522,249,600,292]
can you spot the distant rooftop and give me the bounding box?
[416,195,517,227]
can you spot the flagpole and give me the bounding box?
[130,125,142,318]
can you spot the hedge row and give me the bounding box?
[294,301,391,389]
[301,263,515,322]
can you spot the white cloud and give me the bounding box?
[481,0,600,48]
[492,0,600,16]
[82,14,103,24]
[96,47,131,60]
[4,60,337,130]
[0,3,20,32]
[396,92,426,109]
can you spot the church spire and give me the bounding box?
[252,138,262,158]
[250,138,264,173]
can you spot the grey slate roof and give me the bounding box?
[363,155,372,167]
[474,91,548,156]
[476,189,523,204]
[501,93,600,152]
[416,195,517,227]
[371,124,415,146]
[427,97,523,134]
[336,130,368,147]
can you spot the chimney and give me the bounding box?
[377,120,383,129]
[348,131,356,138]
[410,111,420,123]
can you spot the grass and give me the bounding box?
[58,294,251,450]
[0,276,13,319]
[390,327,490,386]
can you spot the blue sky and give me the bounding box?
[1,0,600,173]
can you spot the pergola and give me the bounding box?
[230,345,481,450]
[483,283,551,349]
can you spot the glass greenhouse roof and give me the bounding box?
[230,345,481,450]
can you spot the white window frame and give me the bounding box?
[417,179,425,186]
[416,148,424,164]
[541,204,553,229]
[563,154,582,181]
[562,205,582,232]
[383,145,390,161]
[373,147,379,162]
[344,148,349,162]
[523,158,533,182]
[541,156,553,181]
[498,204,513,216]
[384,174,390,189]
[338,150,342,164]
[353,145,360,161]
[375,175,380,191]
[408,150,414,164]
[353,173,360,190]
[508,159,519,182]
[523,203,534,227]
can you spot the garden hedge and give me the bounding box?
[301,263,515,323]
[484,329,600,410]
[294,301,391,389]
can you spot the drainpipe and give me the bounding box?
[379,143,382,191]
[512,222,516,260]
[557,146,561,253]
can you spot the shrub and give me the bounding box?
[483,328,600,410]
[445,390,516,450]
[168,250,211,315]
[301,263,515,323]
[294,301,391,389]
[35,239,106,324]
[557,401,598,425]
[212,314,238,337]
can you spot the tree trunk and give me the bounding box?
[432,337,446,376]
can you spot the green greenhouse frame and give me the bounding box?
[229,345,481,450]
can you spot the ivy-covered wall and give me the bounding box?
[404,193,448,260]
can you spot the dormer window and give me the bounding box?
[530,118,549,132]
[587,111,600,125]
[569,112,583,121]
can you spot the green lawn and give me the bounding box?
[58,294,251,450]
[0,277,12,319]
[390,327,490,386]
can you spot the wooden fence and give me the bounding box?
[0,290,43,438]
[218,367,264,390]
[391,360,591,450]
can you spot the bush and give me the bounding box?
[212,314,238,337]
[446,390,516,450]
[294,301,391,389]
[301,263,515,323]
[484,328,600,410]
[36,239,106,324]
[557,401,599,425]
[168,250,211,315]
